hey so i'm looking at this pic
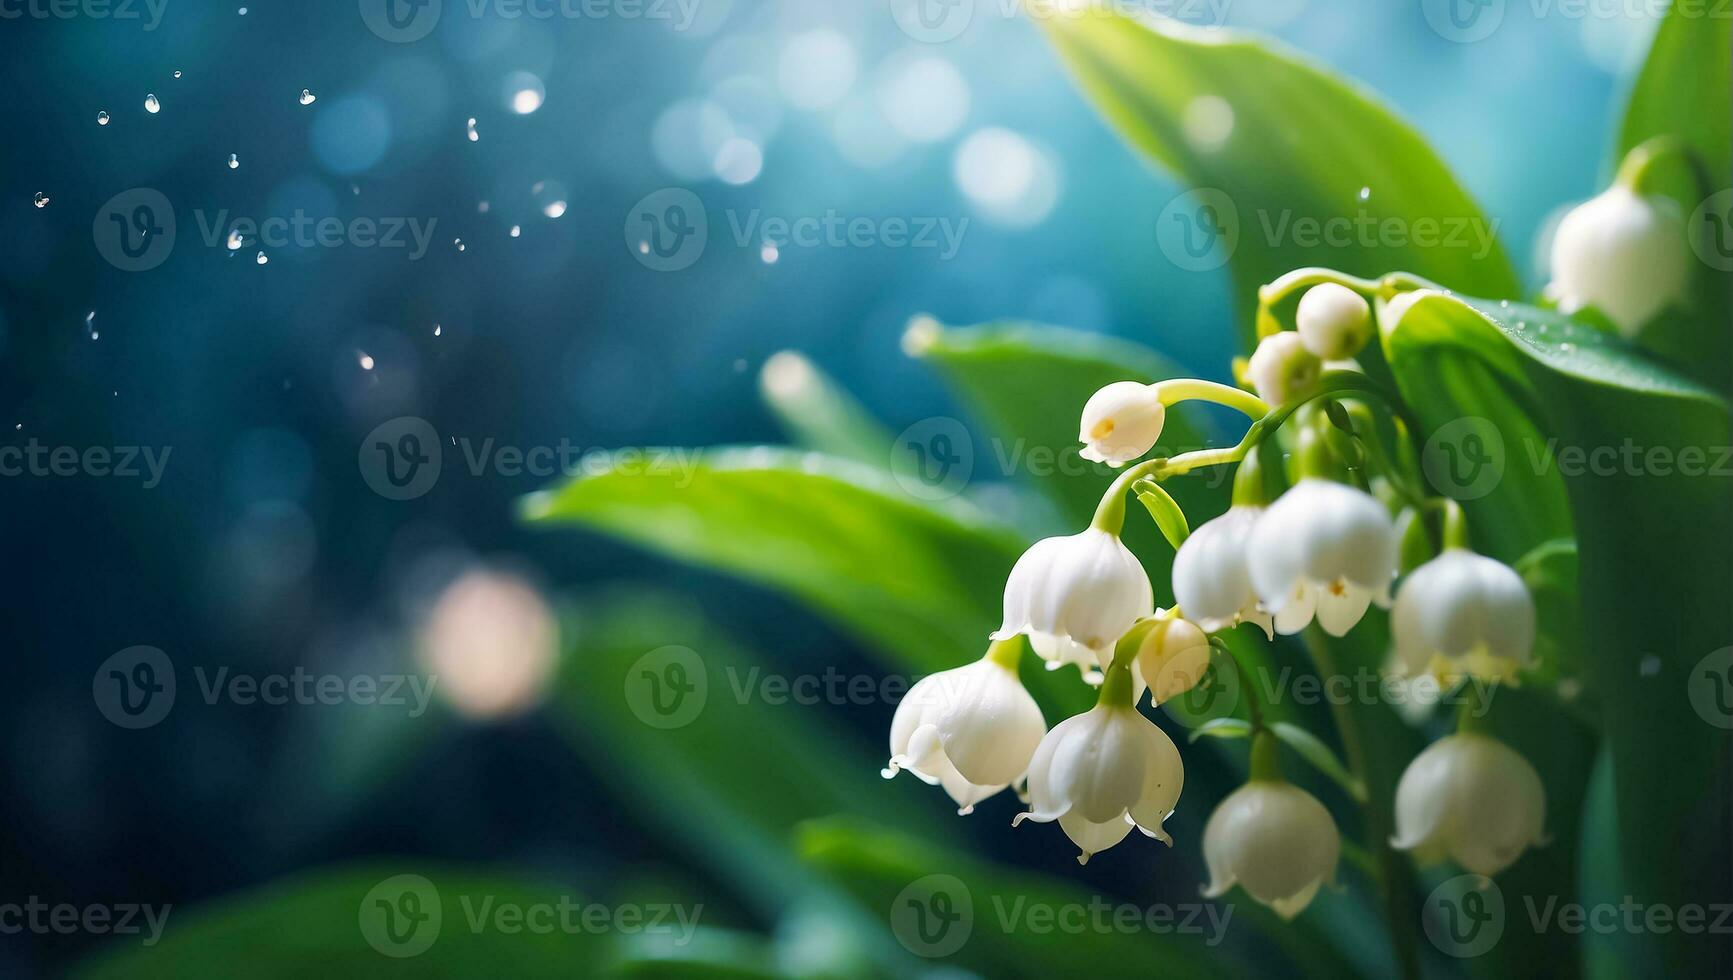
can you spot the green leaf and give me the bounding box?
[1380,289,1732,976]
[904,317,1222,529]
[1133,479,1190,551]
[758,351,895,468]
[1618,2,1729,186]
[522,447,1023,677]
[1270,722,1366,804]
[1041,11,1519,347]
[73,865,598,979]
[1186,716,1251,743]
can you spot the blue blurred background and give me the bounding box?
[0,0,1660,974]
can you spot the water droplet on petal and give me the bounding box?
[144,94,161,113]
[32,192,49,208]
[299,89,316,106]
[96,111,110,126]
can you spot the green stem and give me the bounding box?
[1156,379,1269,419]
[1256,269,1441,337]
[1231,446,1269,507]
[984,636,1024,671]
[1439,498,1471,550]
[1615,135,1711,201]
[1248,729,1283,782]
[1455,678,1492,734]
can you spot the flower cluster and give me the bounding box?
[886,277,1551,919]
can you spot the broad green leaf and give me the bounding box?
[1042,11,1519,347]
[73,865,598,979]
[1381,289,1732,976]
[522,448,1023,676]
[758,351,895,468]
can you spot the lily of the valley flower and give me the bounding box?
[1245,331,1320,406]
[1015,663,1183,864]
[1246,479,1397,636]
[1133,615,1213,704]
[1172,506,1274,638]
[1203,734,1340,920]
[1391,733,1547,876]
[1079,381,1166,467]
[884,641,1047,815]
[1295,282,1372,361]
[1391,548,1535,681]
[995,528,1154,678]
[1548,183,1689,338]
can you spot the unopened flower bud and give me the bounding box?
[1295,283,1372,360]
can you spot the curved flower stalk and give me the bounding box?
[1203,732,1340,920]
[884,639,1046,815]
[1171,452,1276,637]
[1391,731,1548,876]
[1015,654,1184,864]
[1246,479,1399,636]
[1391,548,1535,682]
[994,527,1154,680]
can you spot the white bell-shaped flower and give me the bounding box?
[1391,549,1535,681]
[1245,331,1320,406]
[1549,183,1690,338]
[995,528,1154,677]
[1295,283,1373,360]
[1079,381,1166,467]
[1391,733,1547,876]
[885,647,1047,815]
[1015,666,1184,864]
[1246,479,1397,636]
[1203,777,1340,920]
[1172,506,1274,638]
[1132,615,1213,704]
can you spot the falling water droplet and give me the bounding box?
[509,225,521,238]
[96,110,110,126]
[477,200,489,213]
[173,70,182,79]
[454,238,466,252]
[227,153,239,170]
[256,250,269,265]
[298,89,316,106]
[433,324,442,337]
[144,93,161,114]
[1358,186,1371,202]
[227,230,245,250]
[32,192,49,208]
[86,311,98,340]
[466,117,479,142]
[532,180,568,219]
[761,243,780,264]
[358,352,376,371]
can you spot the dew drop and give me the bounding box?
[144,93,161,114]
[227,153,239,170]
[298,88,316,106]
[32,192,49,208]
[96,110,110,126]
[1358,186,1371,202]
[255,250,269,265]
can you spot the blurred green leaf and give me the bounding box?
[1270,722,1366,804]
[1381,290,1732,976]
[1186,717,1251,743]
[1041,11,1519,347]
[73,865,597,980]
[758,352,895,468]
